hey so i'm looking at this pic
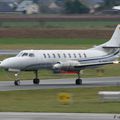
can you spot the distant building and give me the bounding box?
[0,0,105,14]
[0,2,14,12]
[16,0,39,14]
[38,0,63,14]
[47,1,63,13]
[113,6,120,10]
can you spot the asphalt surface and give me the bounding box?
[0,50,19,55]
[0,77,120,91]
[0,113,119,120]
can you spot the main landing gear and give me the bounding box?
[14,71,40,86]
[75,72,82,85]
[33,71,40,85]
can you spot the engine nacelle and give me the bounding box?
[52,61,80,73]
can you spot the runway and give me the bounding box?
[0,77,120,91]
[0,112,118,120]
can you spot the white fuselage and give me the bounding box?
[0,48,116,72]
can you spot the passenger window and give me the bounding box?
[68,53,71,58]
[63,53,66,58]
[58,53,61,58]
[47,53,50,58]
[78,53,81,58]
[53,53,56,58]
[73,53,76,58]
[43,54,46,58]
[84,53,87,58]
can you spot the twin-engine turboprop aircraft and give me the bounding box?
[0,25,120,86]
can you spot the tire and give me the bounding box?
[76,79,82,85]
[33,78,40,85]
[14,80,20,86]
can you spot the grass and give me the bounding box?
[0,21,120,29]
[0,86,120,112]
[42,21,120,29]
[0,37,106,49]
[0,38,106,45]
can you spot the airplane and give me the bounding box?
[0,24,120,86]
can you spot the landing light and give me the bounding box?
[113,61,119,64]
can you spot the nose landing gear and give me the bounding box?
[14,80,20,86]
[14,73,20,86]
[14,70,40,86]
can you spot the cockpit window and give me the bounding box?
[17,52,35,57]
[29,53,35,57]
[22,53,28,57]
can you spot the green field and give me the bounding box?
[0,37,106,49]
[0,87,120,113]
[0,21,120,29]
[0,38,106,45]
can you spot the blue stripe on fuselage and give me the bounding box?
[79,49,119,63]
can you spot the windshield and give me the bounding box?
[22,53,28,56]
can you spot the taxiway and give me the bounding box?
[0,112,118,120]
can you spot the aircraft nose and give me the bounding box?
[0,57,15,69]
[0,59,9,68]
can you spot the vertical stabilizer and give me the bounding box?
[104,25,120,47]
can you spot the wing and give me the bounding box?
[52,60,119,73]
[74,60,119,69]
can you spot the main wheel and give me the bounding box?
[14,80,20,86]
[76,79,82,85]
[33,78,40,85]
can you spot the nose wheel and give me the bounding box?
[14,80,20,86]
[75,72,82,85]
[33,71,40,85]
[14,73,20,86]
